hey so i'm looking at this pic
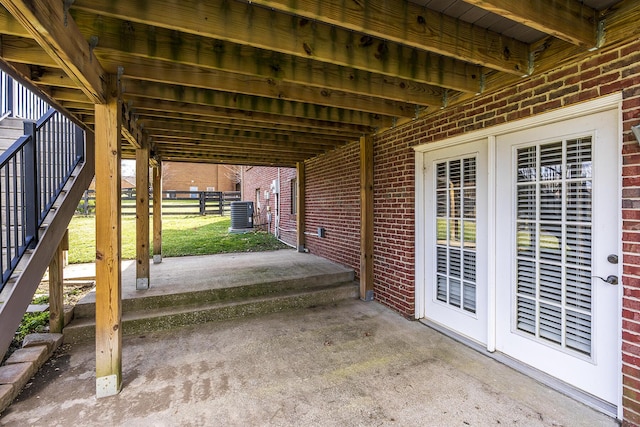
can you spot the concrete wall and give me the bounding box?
[302,37,640,422]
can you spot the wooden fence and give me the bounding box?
[76,190,242,216]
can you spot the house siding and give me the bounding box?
[162,162,237,193]
[302,38,640,422]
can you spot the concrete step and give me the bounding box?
[0,116,25,131]
[72,268,354,319]
[63,281,358,343]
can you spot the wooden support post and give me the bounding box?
[152,161,163,264]
[360,135,374,301]
[136,141,150,289]
[48,230,69,334]
[95,74,122,398]
[296,162,306,252]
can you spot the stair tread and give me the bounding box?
[65,281,358,329]
[73,271,354,309]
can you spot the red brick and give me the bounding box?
[625,374,640,392]
[242,166,298,248]
[624,319,640,334]
[548,65,579,82]
[622,41,640,57]
[581,51,620,71]
[623,340,640,357]
[623,402,640,426]
[549,85,579,100]
[521,95,548,108]
[532,100,562,115]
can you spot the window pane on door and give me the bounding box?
[514,138,593,357]
[434,157,477,314]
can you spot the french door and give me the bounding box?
[423,140,488,345]
[494,109,619,405]
[419,104,620,408]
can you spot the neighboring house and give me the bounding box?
[242,166,297,248]
[163,162,239,194]
[88,177,136,192]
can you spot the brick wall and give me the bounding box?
[371,127,417,317]
[241,166,297,247]
[305,142,361,275]
[620,41,640,427]
[302,37,640,422]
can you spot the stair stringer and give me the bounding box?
[0,133,94,359]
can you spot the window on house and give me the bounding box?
[255,188,261,210]
[291,178,297,214]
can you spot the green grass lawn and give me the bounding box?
[68,215,287,264]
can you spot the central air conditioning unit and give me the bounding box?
[230,201,254,231]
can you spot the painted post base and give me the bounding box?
[361,290,374,302]
[96,374,121,398]
[153,254,162,264]
[136,278,149,290]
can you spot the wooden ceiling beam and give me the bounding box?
[152,146,308,167]
[121,100,148,150]
[479,1,640,94]
[52,87,91,103]
[58,100,94,112]
[153,138,330,156]
[132,105,373,135]
[150,134,339,153]
[68,10,478,95]
[33,67,77,89]
[0,4,26,37]
[207,0,528,74]
[98,56,423,118]
[70,0,520,80]
[122,82,390,129]
[144,121,347,146]
[1,0,106,103]
[2,35,422,116]
[141,116,362,139]
[0,34,58,67]
[463,0,599,48]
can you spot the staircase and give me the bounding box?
[0,117,24,152]
[0,69,94,359]
[64,253,358,343]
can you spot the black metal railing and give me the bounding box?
[1,70,50,121]
[0,108,84,291]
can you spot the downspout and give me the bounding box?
[276,168,281,239]
[240,167,244,201]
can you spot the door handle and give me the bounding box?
[593,275,618,285]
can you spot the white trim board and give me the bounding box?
[413,93,622,153]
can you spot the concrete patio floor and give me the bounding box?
[0,297,616,426]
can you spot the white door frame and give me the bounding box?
[414,93,623,418]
